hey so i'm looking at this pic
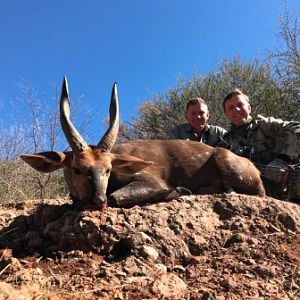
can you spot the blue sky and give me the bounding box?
[0,0,300,143]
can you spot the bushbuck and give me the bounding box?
[21,78,265,210]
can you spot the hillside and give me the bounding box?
[0,194,299,299]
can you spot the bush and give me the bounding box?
[0,159,67,203]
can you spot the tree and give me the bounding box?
[12,82,95,154]
[122,56,283,140]
[0,123,28,161]
[122,5,300,141]
[0,82,96,202]
[271,6,300,120]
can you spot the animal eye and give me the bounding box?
[86,170,93,179]
[72,167,82,175]
[106,168,111,175]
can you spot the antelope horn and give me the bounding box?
[97,82,119,152]
[60,77,89,151]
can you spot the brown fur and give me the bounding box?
[21,140,265,209]
[21,79,265,209]
[107,140,265,207]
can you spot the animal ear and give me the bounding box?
[20,151,67,173]
[111,154,153,174]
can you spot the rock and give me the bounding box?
[140,245,159,261]
[0,195,300,299]
[0,282,13,297]
[223,233,246,247]
[154,263,168,273]
[277,213,298,231]
[150,273,187,298]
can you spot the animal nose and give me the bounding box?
[90,168,108,210]
[93,194,107,210]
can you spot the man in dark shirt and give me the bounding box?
[168,97,226,146]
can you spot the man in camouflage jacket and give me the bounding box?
[219,88,300,201]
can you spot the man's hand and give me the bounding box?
[290,167,300,199]
[266,159,291,182]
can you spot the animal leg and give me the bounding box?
[108,181,191,208]
[214,148,266,196]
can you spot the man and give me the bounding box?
[220,88,300,201]
[168,97,226,146]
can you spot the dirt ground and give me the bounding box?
[0,194,299,299]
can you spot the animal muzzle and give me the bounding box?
[93,193,107,210]
[92,169,108,210]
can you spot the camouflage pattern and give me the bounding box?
[168,124,227,146]
[219,115,300,164]
[290,167,300,198]
[218,115,300,201]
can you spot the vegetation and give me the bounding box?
[0,84,95,202]
[0,160,66,201]
[121,10,300,140]
[121,57,284,140]
[0,10,299,202]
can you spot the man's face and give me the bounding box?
[185,103,209,130]
[224,95,251,126]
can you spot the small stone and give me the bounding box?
[247,237,259,246]
[154,264,168,273]
[173,265,186,273]
[278,213,297,231]
[223,233,246,248]
[139,232,153,242]
[35,267,43,275]
[140,245,159,261]
[0,282,13,297]
[151,273,187,298]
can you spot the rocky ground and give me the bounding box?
[0,194,299,299]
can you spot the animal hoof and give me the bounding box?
[175,186,192,195]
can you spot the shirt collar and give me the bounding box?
[230,116,253,135]
[230,116,253,130]
[184,123,210,134]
